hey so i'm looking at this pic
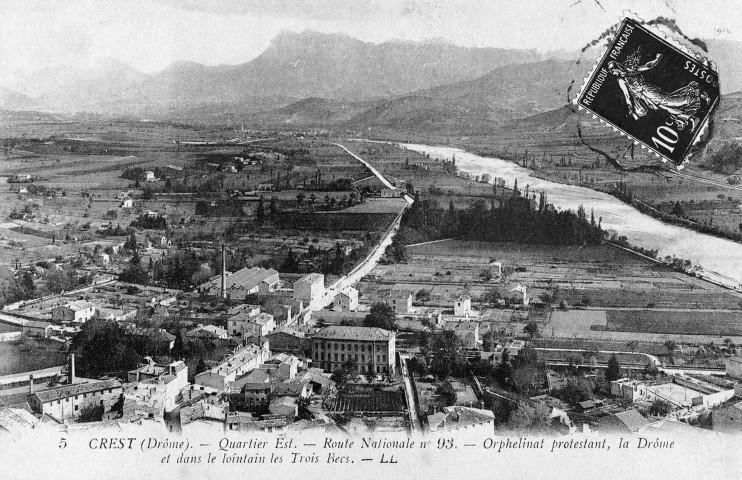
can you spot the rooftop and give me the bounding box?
[296,273,324,284]
[428,406,495,432]
[33,379,121,403]
[314,326,394,342]
[58,300,96,312]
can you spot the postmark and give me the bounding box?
[575,18,720,166]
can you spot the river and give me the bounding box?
[399,143,742,288]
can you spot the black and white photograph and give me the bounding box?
[0,1,741,479]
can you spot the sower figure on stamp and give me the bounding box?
[608,48,710,130]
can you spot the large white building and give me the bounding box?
[311,326,396,375]
[51,300,96,324]
[293,273,325,305]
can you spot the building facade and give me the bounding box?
[311,326,396,375]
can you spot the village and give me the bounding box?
[0,129,741,441]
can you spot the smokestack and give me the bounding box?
[29,375,34,394]
[221,244,227,299]
[68,354,75,384]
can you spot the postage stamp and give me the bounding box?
[575,18,720,166]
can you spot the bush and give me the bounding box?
[705,143,742,175]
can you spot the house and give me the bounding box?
[444,321,479,348]
[186,324,229,340]
[428,406,495,434]
[120,198,134,209]
[22,320,51,338]
[126,327,176,353]
[127,358,188,412]
[198,266,279,298]
[610,379,648,402]
[226,412,287,433]
[143,170,156,182]
[273,382,310,398]
[293,273,325,305]
[0,406,39,433]
[194,344,270,391]
[227,311,275,337]
[333,287,358,312]
[52,300,96,324]
[454,295,472,317]
[711,397,742,434]
[95,253,110,266]
[265,327,308,354]
[311,326,396,375]
[597,409,650,433]
[269,396,297,418]
[28,379,123,421]
[377,289,413,314]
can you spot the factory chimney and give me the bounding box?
[221,244,227,299]
[68,353,76,384]
[29,375,34,394]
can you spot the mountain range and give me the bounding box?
[2,29,741,134]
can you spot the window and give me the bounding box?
[341,344,345,351]
[354,344,358,352]
[74,395,78,400]
[341,354,345,361]
[57,400,60,405]
[74,405,79,411]
[334,353,338,361]
[83,394,86,398]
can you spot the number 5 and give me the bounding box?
[59,437,67,449]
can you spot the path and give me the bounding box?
[305,144,414,312]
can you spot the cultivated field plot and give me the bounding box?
[403,241,742,310]
[0,338,67,376]
[606,310,742,336]
[545,309,742,344]
[329,390,406,412]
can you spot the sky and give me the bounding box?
[0,0,739,81]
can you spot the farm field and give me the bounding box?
[0,337,67,376]
[605,310,742,337]
[545,309,742,345]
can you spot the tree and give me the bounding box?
[435,380,457,407]
[415,289,431,303]
[506,401,551,432]
[523,322,539,339]
[194,358,207,376]
[70,318,140,377]
[363,302,396,330]
[559,378,593,404]
[606,354,621,382]
[664,340,677,356]
[77,404,104,423]
[479,268,493,283]
[511,365,540,396]
[649,399,672,417]
[331,359,357,386]
[256,197,265,222]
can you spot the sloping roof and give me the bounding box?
[267,327,305,339]
[0,407,38,432]
[186,325,227,338]
[428,406,495,432]
[273,383,306,397]
[613,409,650,432]
[313,326,393,342]
[296,273,323,285]
[270,396,297,408]
[58,300,95,312]
[33,379,121,403]
[200,267,279,293]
